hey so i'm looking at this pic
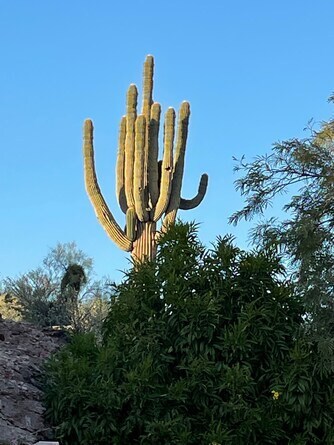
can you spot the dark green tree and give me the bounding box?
[43,223,334,445]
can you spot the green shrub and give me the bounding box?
[43,223,334,444]
[1,242,111,333]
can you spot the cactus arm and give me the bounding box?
[152,107,175,222]
[179,173,208,210]
[141,55,154,211]
[142,55,154,119]
[116,116,128,214]
[163,101,190,227]
[126,207,136,241]
[148,102,161,208]
[83,119,132,252]
[142,55,154,200]
[124,84,138,208]
[134,115,149,221]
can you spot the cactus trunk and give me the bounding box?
[132,221,157,262]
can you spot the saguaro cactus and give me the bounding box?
[83,55,208,261]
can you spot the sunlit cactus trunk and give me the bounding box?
[83,55,208,263]
[132,221,157,262]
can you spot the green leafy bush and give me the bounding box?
[43,223,334,444]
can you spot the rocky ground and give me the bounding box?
[0,316,68,444]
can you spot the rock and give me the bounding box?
[34,442,60,445]
[0,319,68,444]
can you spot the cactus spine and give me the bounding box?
[83,55,208,262]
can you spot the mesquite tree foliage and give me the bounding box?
[230,97,334,370]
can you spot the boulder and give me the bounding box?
[0,316,68,444]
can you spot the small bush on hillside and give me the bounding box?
[43,223,334,445]
[0,291,22,321]
[1,242,111,333]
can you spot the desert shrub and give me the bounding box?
[1,242,111,333]
[43,223,334,445]
[0,291,22,321]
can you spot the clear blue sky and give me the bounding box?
[1,0,333,282]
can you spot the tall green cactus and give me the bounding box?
[83,55,208,261]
